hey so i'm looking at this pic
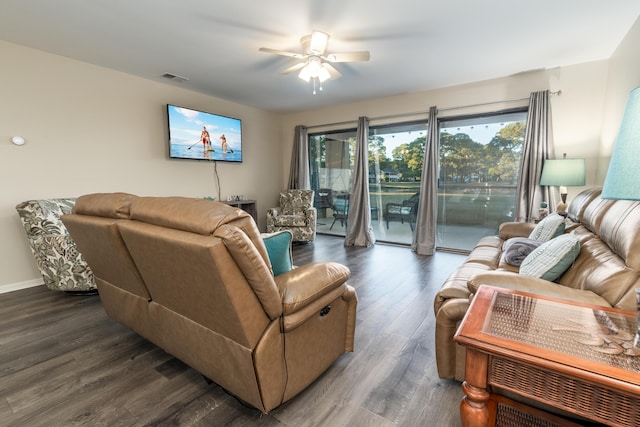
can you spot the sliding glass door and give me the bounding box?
[309,129,356,237]
[309,122,428,244]
[368,122,427,244]
[437,111,527,251]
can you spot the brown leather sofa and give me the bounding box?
[61,192,357,413]
[434,187,640,381]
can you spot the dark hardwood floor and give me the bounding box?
[0,235,466,426]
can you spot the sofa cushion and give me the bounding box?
[214,224,282,320]
[387,204,412,215]
[598,200,640,270]
[499,221,537,240]
[130,197,246,236]
[261,231,293,276]
[581,197,616,235]
[468,272,612,308]
[520,234,581,281]
[528,213,565,241]
[566,187,601,223]
[73,192,137,219]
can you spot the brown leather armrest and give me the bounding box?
[499,221,536,240]
[276,261,350,315]
[276,262,351,333]
[435,297,470,379]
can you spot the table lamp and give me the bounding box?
[602,86,640,200]
[540,153,586,215]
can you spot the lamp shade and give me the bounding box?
[539,158,586,187]
[602,86,640,200]
[298,66,311,82]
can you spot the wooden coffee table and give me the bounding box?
[454,285,640,427]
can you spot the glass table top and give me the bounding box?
[482,291,640,373]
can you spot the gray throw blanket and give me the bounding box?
[502,237,543,266]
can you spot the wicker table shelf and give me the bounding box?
[454,285,640,427]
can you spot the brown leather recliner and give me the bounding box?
[62,192,357,413]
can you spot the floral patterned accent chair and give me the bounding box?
[16,198,97,293]
[266,190,316,242]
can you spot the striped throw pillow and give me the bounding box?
[520,234,580,281]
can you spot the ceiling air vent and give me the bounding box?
[162,73,189,83]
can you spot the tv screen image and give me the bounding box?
[167,104,242,162]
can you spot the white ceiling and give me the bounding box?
[1,0,639,113]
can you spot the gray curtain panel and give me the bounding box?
[515,91,555,221]
[345,117,375,247]
[288,125,311,190]
[412,106,438,256]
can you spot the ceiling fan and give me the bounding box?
[259,30,370,93]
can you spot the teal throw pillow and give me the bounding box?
[520,234,580,281]
[528,213,566,241]
[261,230,293,276]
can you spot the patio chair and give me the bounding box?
[329,190,350,230]
[384,193,419,230]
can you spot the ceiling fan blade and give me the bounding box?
[325,51,370,62]
[258,47,304,59]
[280,63,306,74]
[323,63,342,80]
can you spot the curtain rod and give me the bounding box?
[305,90,561,130]
[305,110,426,130]
[439,90,561,113]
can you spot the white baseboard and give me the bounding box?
[0,279,43,294]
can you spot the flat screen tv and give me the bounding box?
[167,104,242,162]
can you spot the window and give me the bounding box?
[310,122,428,244]
[310,129,356,236]
[308,109,527,251]
[369,122,427,244]
[438,110,527,250]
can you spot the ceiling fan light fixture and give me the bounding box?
[318,64,331,83]
[307,56,322,76]
[298,66,311,82]
[260,29,368,94]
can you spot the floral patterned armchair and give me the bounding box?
[16,198,96,293]
[266,190,316,242]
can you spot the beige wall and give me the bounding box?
[0,41,284,290]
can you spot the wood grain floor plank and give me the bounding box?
[150,386,234,426]
[277,332,408,426]
[362,296,442,423]
[4,342,165,425]
[0,304,112,375]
